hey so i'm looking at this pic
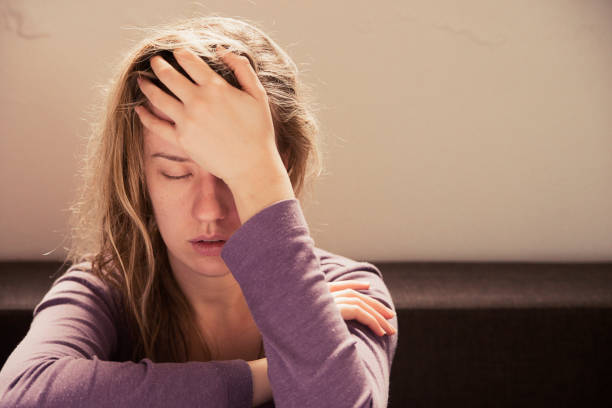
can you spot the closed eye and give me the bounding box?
[162,172,192,180]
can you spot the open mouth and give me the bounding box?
[193,240,226,246]
[190,239,226,256]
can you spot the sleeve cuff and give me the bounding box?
[212,359,253,407]
[221,198,309,274]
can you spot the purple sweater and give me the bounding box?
[0,199,397,407]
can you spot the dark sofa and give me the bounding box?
[1,261,611,407]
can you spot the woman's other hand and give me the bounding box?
[328,280,397,336]
[135,46,282,187]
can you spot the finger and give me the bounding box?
[173,47,219,86]
[328,280,370,292]
[331,288,395,319]
[336,297,396,335]
[137,76,184,124]
[134,104,176,142]
[338,303,387,336]
[149,55,197,103]
[215,47,267,100]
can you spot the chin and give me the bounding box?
[193,256,231,274]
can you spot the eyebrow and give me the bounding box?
[151,153,192,163]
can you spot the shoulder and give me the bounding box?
[50,260,107,290]
[34,260,123,322]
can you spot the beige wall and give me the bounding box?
[1,0,611,262]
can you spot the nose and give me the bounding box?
[191,172,229,223]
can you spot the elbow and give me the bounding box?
[0,368,25,407]
[0,360,24,405]
[356,363,390,408]
[361,392,374,408]
[362,388,386,408]
[0,357,59,407]
[351,385,384,408]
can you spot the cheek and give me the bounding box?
[150,196,186,248]
[146,178,186,238]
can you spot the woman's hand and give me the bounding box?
[135,46,283,187]
[328,280,397,336]
[136,46,295,224]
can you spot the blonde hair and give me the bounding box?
[65,16,322,362]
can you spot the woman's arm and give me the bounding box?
[248,279,396,407]
[0,269,254,407]
[221,199,398,408]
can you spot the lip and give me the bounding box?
[191,240,225,256]
[189,234,228,243]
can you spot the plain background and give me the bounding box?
[1,0,611,262]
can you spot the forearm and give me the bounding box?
[247,358,273,407]
[0,355,254,407]
[222,200,387,407]
[228,158,287,407]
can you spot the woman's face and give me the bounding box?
[142,103,242,277]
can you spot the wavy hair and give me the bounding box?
[65,15,322,363]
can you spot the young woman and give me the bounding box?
[0,16,397,407]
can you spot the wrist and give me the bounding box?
[247,358,273,406]
[227,160,295,225]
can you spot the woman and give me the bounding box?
[0,16,397,407]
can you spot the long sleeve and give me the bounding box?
[0,269,253,407]
[221,198,398,408]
